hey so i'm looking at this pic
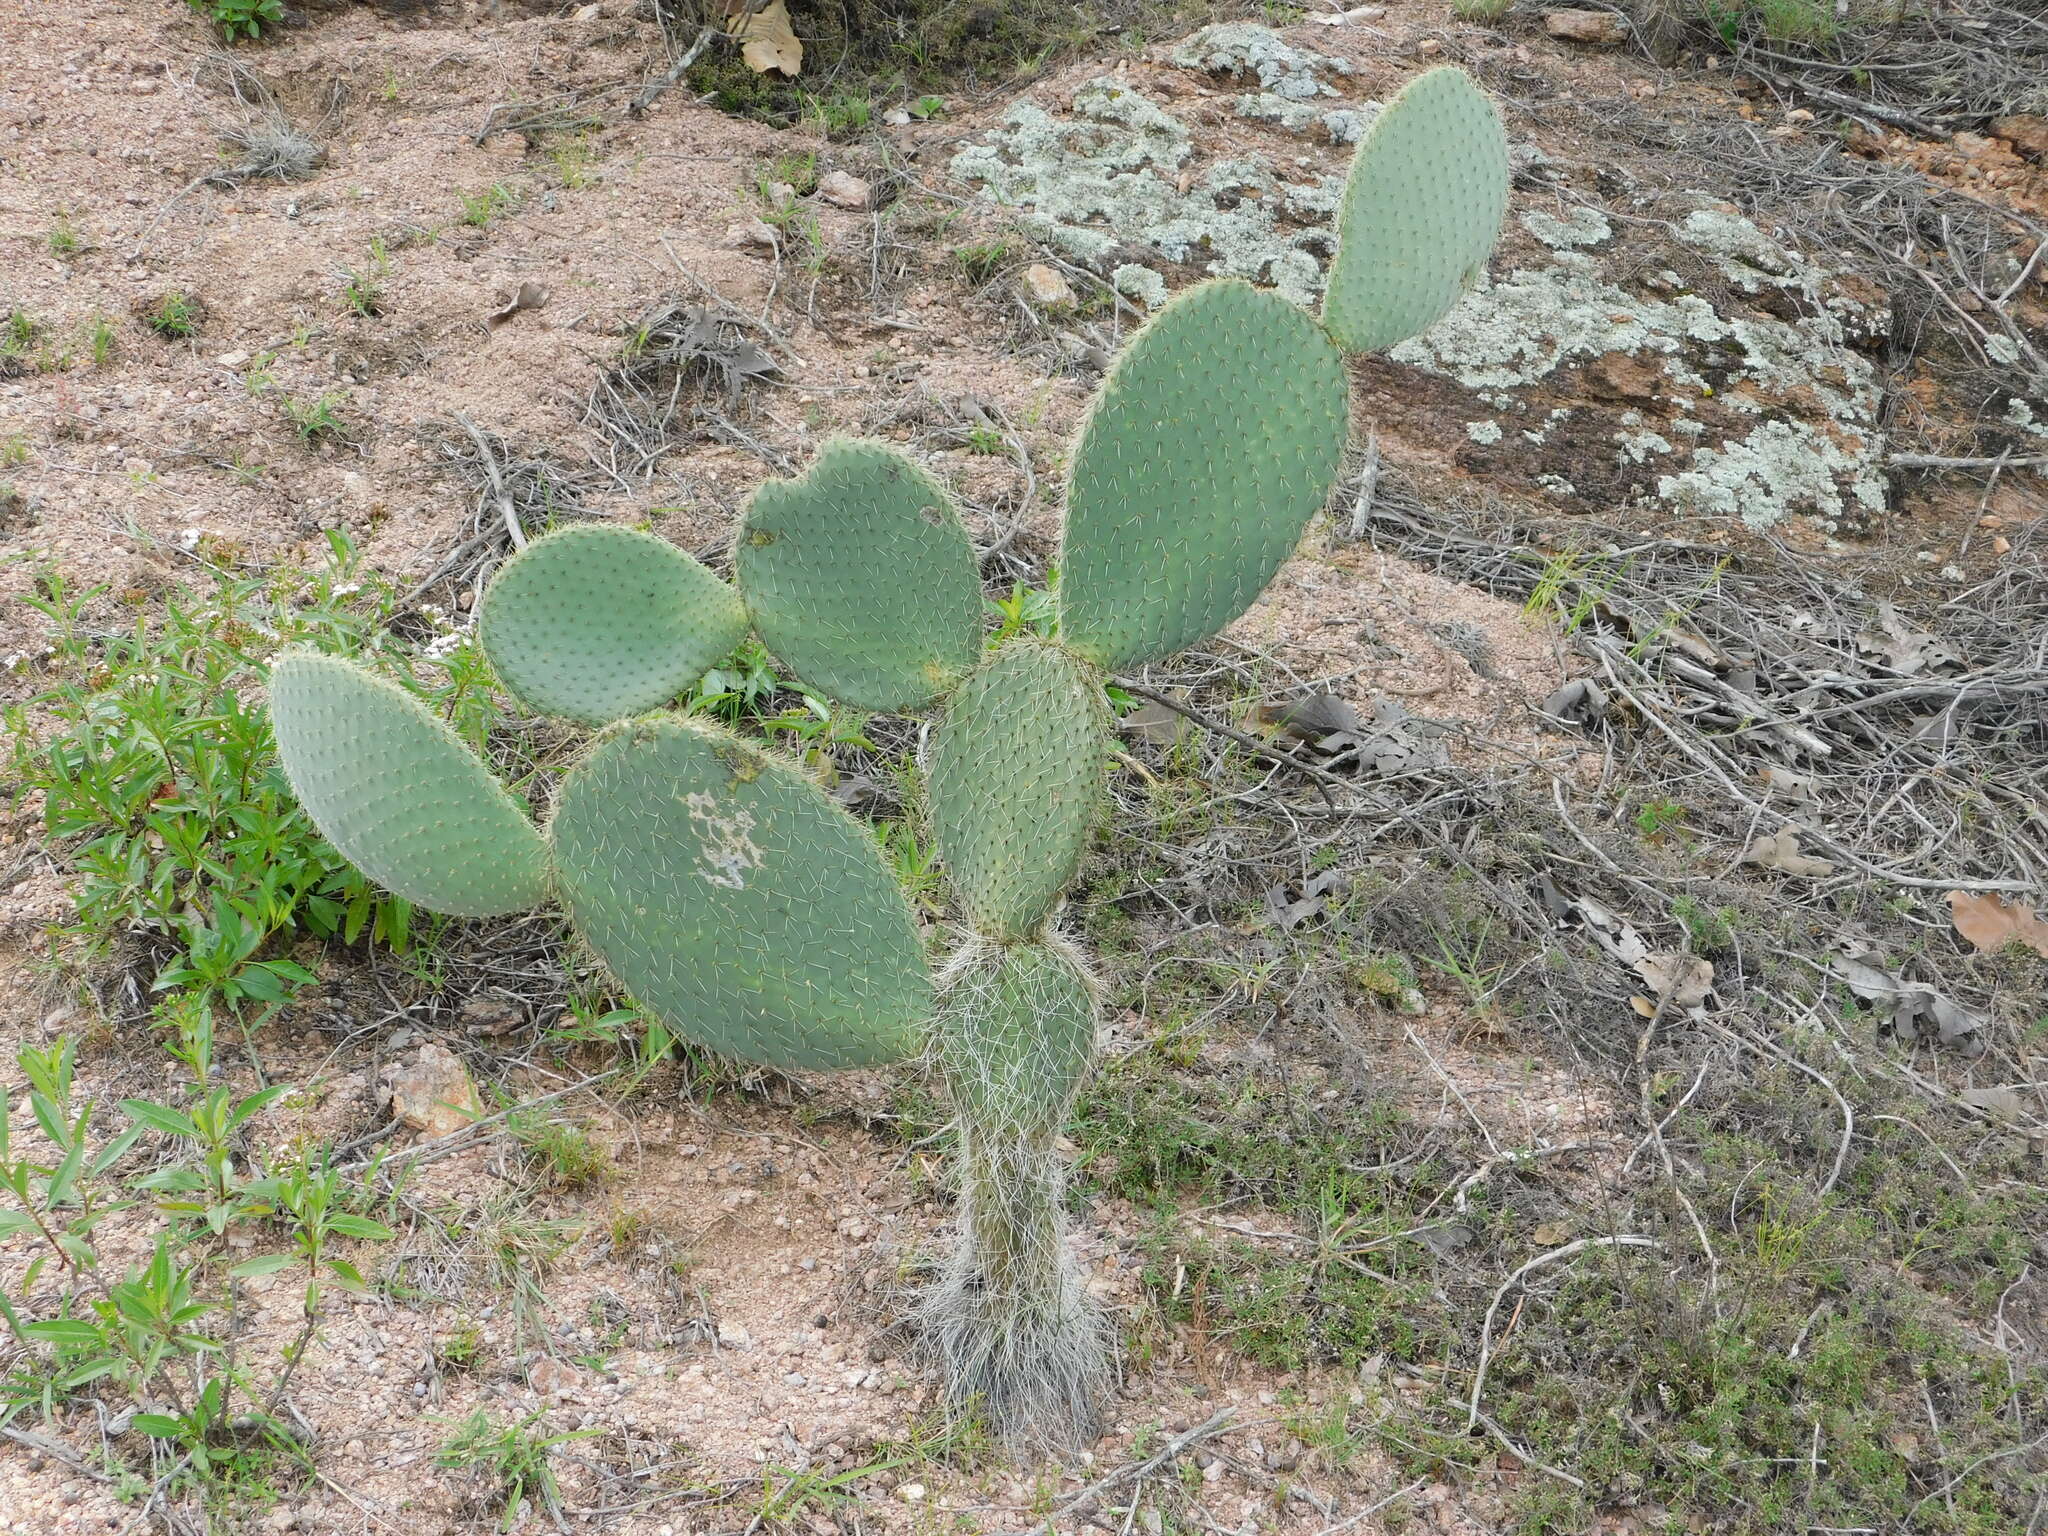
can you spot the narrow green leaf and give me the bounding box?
[323,1214,393,1241]
[89,1122,148,1176]
[324,1258,367,1293]
[44,1139,87,1208]
[228,1254,294,1280]
[120,1100,198,1138]
[227,1085,292,1132]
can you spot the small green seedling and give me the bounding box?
[146,292,202,341]
[186,0,283,40]
[282,393,347,442]
[458,184,516,228]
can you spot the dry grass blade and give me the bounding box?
[1361,477,2048,899]
[581,298,784,485]
[401,419,601,606]
[129,53,328,258]
[1634,0,2048,131]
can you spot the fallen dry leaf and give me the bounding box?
[1855,601,1963,677]
[1257,691,1360,739]
[726,0,802,77]
[1743,827,1837,878]
[1948,890,2048,959]
[1825,947,1987,1054]
[1960,1085,2032,1122]
[1119,700,1189,748]
[1757,765,1817,803]
[1637,951,1714,1008]
[484,281,548,332]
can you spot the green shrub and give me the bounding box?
[185,0,283,42]
[6,538,424,1011]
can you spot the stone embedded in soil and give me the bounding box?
[528,1356,582,1397]
[1020,263,1075,306]
[725,219,778,251]
[1544,9,1630,44]
[376,1042,483,1138]
[1990,114,2048,162]
[815,171,872,210]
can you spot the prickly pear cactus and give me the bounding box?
[1058,279,1351,672]
[269,653,550,917]
[1320,65,1510,356]
[925,638,1107,942]
[270,570,928,1077]
[920,935,1108,1449]
[909,61,1506,1454]
[266,57,1509,1465]
[736,439,982,711]
[479,524,747,727]
[550,715,929,1070]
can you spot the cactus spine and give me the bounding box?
[265,62,1506,1459]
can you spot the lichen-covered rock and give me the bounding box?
[949,27,1896,533]
[949,78,1345,305]
[1389,202,1895,530]
[949,27,1370,305]
[1169,23,1350,101]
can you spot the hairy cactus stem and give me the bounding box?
[922,934,1109,1452]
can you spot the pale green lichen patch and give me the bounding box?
[1394,203,1893,530]
[949,42,1890,532]
[1168,22,1350,101]
[950,26,1379,305]
[1235,92,1375,144]
[1521,205,1611,250]
[2006,397,2048,440]
[949,76,1348,305]
[1173,23,1370,144]
[1112,264,1169,308]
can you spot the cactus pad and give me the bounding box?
[1058,279,1350,671]
[478,525,747,727]
[268,652,550,917]
[736,439,981,711]
[934,936,1099,1142]
[548,715,929,1071]
[1320,66,1509,355]
[926,639,1107,941]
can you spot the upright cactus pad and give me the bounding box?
[1320,65,1510,356]
[933,936,1099,1143]
[736,439,982,712]
[268,652,550,917]
[478,525,748,727]
[1058,280,1350,671]
[548,714,929,1071]
[926,639,1107,941]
